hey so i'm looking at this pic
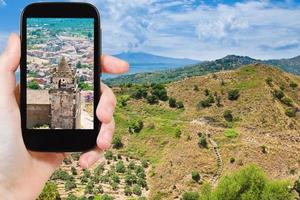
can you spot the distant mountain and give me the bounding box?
[104,54,300,86]
[114,52,199,66]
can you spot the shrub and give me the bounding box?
[133,184,142,196]
[261,145,268,154]
[198,135,208,148]
[169,97,177,108]
[94,164,105,176]
[274,89,285,100]
[223,110,233,122]
[71,166,77,175]
[146,95,159,104]
[182,191,199,200]
[37,182,60,200]
[294,178,300,195]
[198,99,211,108]
[63,157,72,165]
[99,194,113,200]
[281,97,293,107]
[112,135,123,149]
[111,174,120,183]
[28,80,40,90]
[290,81,298,89]
[285,108,296,117]
[51,169,72,181]
[124,185,132,196]
[141,160,149,168]
[65,179,76,191]
[175,129,182,138]
[125,173,137,185]
[136,166,146,179]
[131,88,147,99]
[224,129,239,138]
[194,85,199,91]
[265,77,273,86]
[177,101,184,109]
[71,152,80,161]
[84,181,94,194]
[111,181,118,191]
[104,150,113,160]
[128,161,136,170]
[216,95,222,107]
[191,171,201,182]
[152,88,168,101]
[204,88,210,96]
[129,120,144,133]
[116,161,126,173]
[228,89,240,101]
[83,169,91,178]
[230,157,235,164]
[66,194,77,200]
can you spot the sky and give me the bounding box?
[1,0,300,60]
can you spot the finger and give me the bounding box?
[0,33,20,107]
[96,82,116,124]
[101,54,129,74]
[79,118,115,168]
[0,33,20,72]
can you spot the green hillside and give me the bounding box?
[47,64,300,199]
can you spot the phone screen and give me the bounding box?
[26,18,94,130]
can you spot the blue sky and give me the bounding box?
[1,0,300,60]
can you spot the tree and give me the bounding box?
[177,101,184,109]
[169,97,177,108]
[37,182,60,200]
[131,88,147,99]
[133,184,142,196]
[198,135,208,148]
[182,191,199,200]
[223,110,233,122]
[65,179,76,191]
[192,171,201,182]
[112,135,123,149]
[104,150,113,160]
[146,95,159,105]
[28,80,40,90]
[116,161,126,173]
[228,89,240,101]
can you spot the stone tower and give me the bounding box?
[49,57,81,129]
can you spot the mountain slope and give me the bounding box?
[104,55,300,86]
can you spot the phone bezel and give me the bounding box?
[20,2,101,152]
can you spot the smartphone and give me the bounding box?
[20,2,101,152]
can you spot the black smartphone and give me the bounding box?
[20,2,101,152]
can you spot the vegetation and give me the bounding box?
[37,182,60,200]
[112,135,123,149]
[104,150,113,160]
[28,80,40,89]
[285,108,297,117]
[191,170,201,182]
[228,89,240,101]
[169,97,177,108]
[182,191,199,200]
[198,135,208,148]
[223,110,233,122]
[129,120,144,133]
[224,129,239,138]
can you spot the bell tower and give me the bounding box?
[49,57,81,129]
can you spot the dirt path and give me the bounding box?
[208,135,223,185]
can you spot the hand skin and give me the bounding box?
[0,33,128,199]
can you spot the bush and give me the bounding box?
[133,184,142,196]
[84,181,94,194]
[28,80,40,90]
[37,182,60,200]
[125,173,137,185]
[116,161,126,173]
[265,77,273,86]
[216,95,222,107]
[112,135,123,149]
[51,169,72,181]
[124,185,132,196]
[192,171,201,182]
[204,88,210,96]
[152,88,168,101]
[128,161,136,170]
[261,145,268,154]
[111,174,120,183]
[169,97,177,108]
[274,89,285,100]
[141,159,149,168]
[198,135,208,148]
[65,179,76,191]
[94,164,105,176]
[135,166,146,179]
[177,101,184,109]
[285,108,296,117]
[182,191,199,200]
[290,81,298,89]
[104,150,113,160]
[194,85,199,91]
[131,88,147,99]
[228,89,240,101]
[230,157,235,164]
[63,157,72,165]
[281,97,293,107]
[83,169,91,178]
[146,95,159,104]
[223,110,233,122]
[294,178,300,195]
[66,194,77,200]
[71,166,77,175]
[224,129,239,138]
[71,152,80,161]
[129,120,144,133]
[175,129,182,138]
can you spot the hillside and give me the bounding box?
[104,55,300,86]
[48,64,300,199]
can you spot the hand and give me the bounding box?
[0,33,128,199]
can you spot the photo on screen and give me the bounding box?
[26,18,94,130]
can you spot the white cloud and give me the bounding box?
[0,0,6,7]
[72,0,300,60]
